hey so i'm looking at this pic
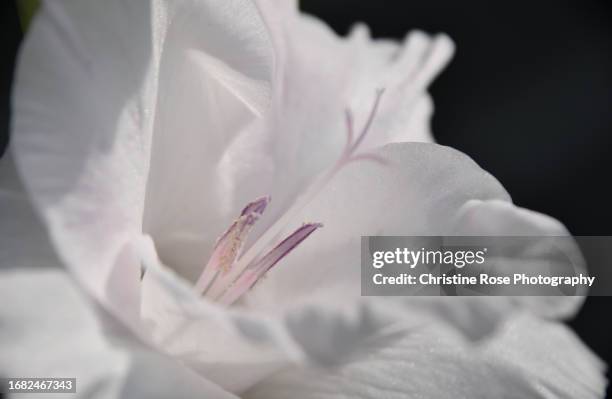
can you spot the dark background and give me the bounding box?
[1,0,611,395]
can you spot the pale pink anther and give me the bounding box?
[217,222,323,305]
[194,196,270,294]
[240,195,270,216]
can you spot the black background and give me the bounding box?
[1,1,611,395]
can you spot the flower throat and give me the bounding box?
[194,89,386,305]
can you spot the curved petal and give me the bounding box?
[11,0,275,320]
[136,256,527,392]
[244,142,509,307]
[142,0,276,280]
[482,313,607,399]
[450,199,586,318]
[0,155,236,398]
[218,3,454,242]
[0,152,282,395]
[135,238,302,393]
[0,270,239,399]
[131,143,592,392]
[244,143,586,339]
[135,235,518,392]
[244,314,606,399]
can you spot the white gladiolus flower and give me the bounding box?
[0,0,606,398]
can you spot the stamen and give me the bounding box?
[240,195,270,216]
[194,90,388,305]
[224,90,388,290]
[194,196,269,294]
[217,223,323,305]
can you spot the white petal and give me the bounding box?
[245,142,509,307]
[133,143,592,390]
[244,143,586,341]
[11,0,275,316]
[450,199,586,318]
[0,270,240,399]
[0,155,291,395]
[217,5,454,242]
[482,313,607,398]
[138,251,290,393]
[133,235,468,392]
[0,156,236,399]
[142,0,276,279]
[245,315,606,399]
